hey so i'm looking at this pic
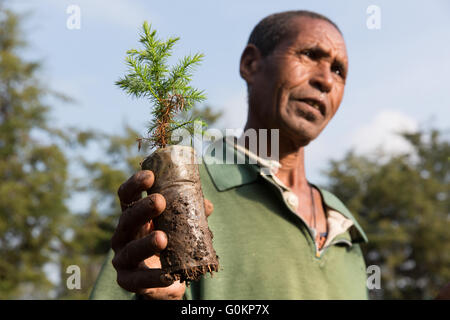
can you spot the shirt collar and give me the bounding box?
[203,137,368,243]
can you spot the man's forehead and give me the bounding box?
[286,16,347,57]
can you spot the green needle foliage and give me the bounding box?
[116,22,207,149]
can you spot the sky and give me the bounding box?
[8,0,450,187]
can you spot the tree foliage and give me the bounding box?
[324,129,450,299]
[0,7,70,299]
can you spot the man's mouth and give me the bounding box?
[294,98,326,117]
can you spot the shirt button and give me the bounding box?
[283,191,298,210]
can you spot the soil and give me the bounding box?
[141,145,219,282]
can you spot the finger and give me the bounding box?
[118,170,155,210]
[111,193,166,251]
[204,198,214,218]
[139,253,186,299]
[141,281,185,300]
[113,231,167,270]
[116,268,174,293]
[136,221,153,240]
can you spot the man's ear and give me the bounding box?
[239,44,263,85]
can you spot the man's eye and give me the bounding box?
[301,50,314,58]
[331,65,344,78]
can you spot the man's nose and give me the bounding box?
[309,63,333,93]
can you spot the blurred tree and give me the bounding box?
[0,7,70,299]
[323,128,450,299]
[54,126,142,299]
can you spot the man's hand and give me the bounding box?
[111,170,213,300]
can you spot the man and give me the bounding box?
[90,10,369,300]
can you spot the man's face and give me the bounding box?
[247,17,348,146]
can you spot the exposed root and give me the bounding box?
[165,263,219,283]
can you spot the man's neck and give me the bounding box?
[241,122,309,191]
[276,146,309,191]
[241,122,327,237]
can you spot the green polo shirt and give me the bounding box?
[90,140,369,300]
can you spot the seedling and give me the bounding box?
[116,22,219,282]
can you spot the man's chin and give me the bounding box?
[284,121,321,146]
[278,127,317,148]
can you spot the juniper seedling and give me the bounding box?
[116,22,207,149]
[115,23,219,283]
